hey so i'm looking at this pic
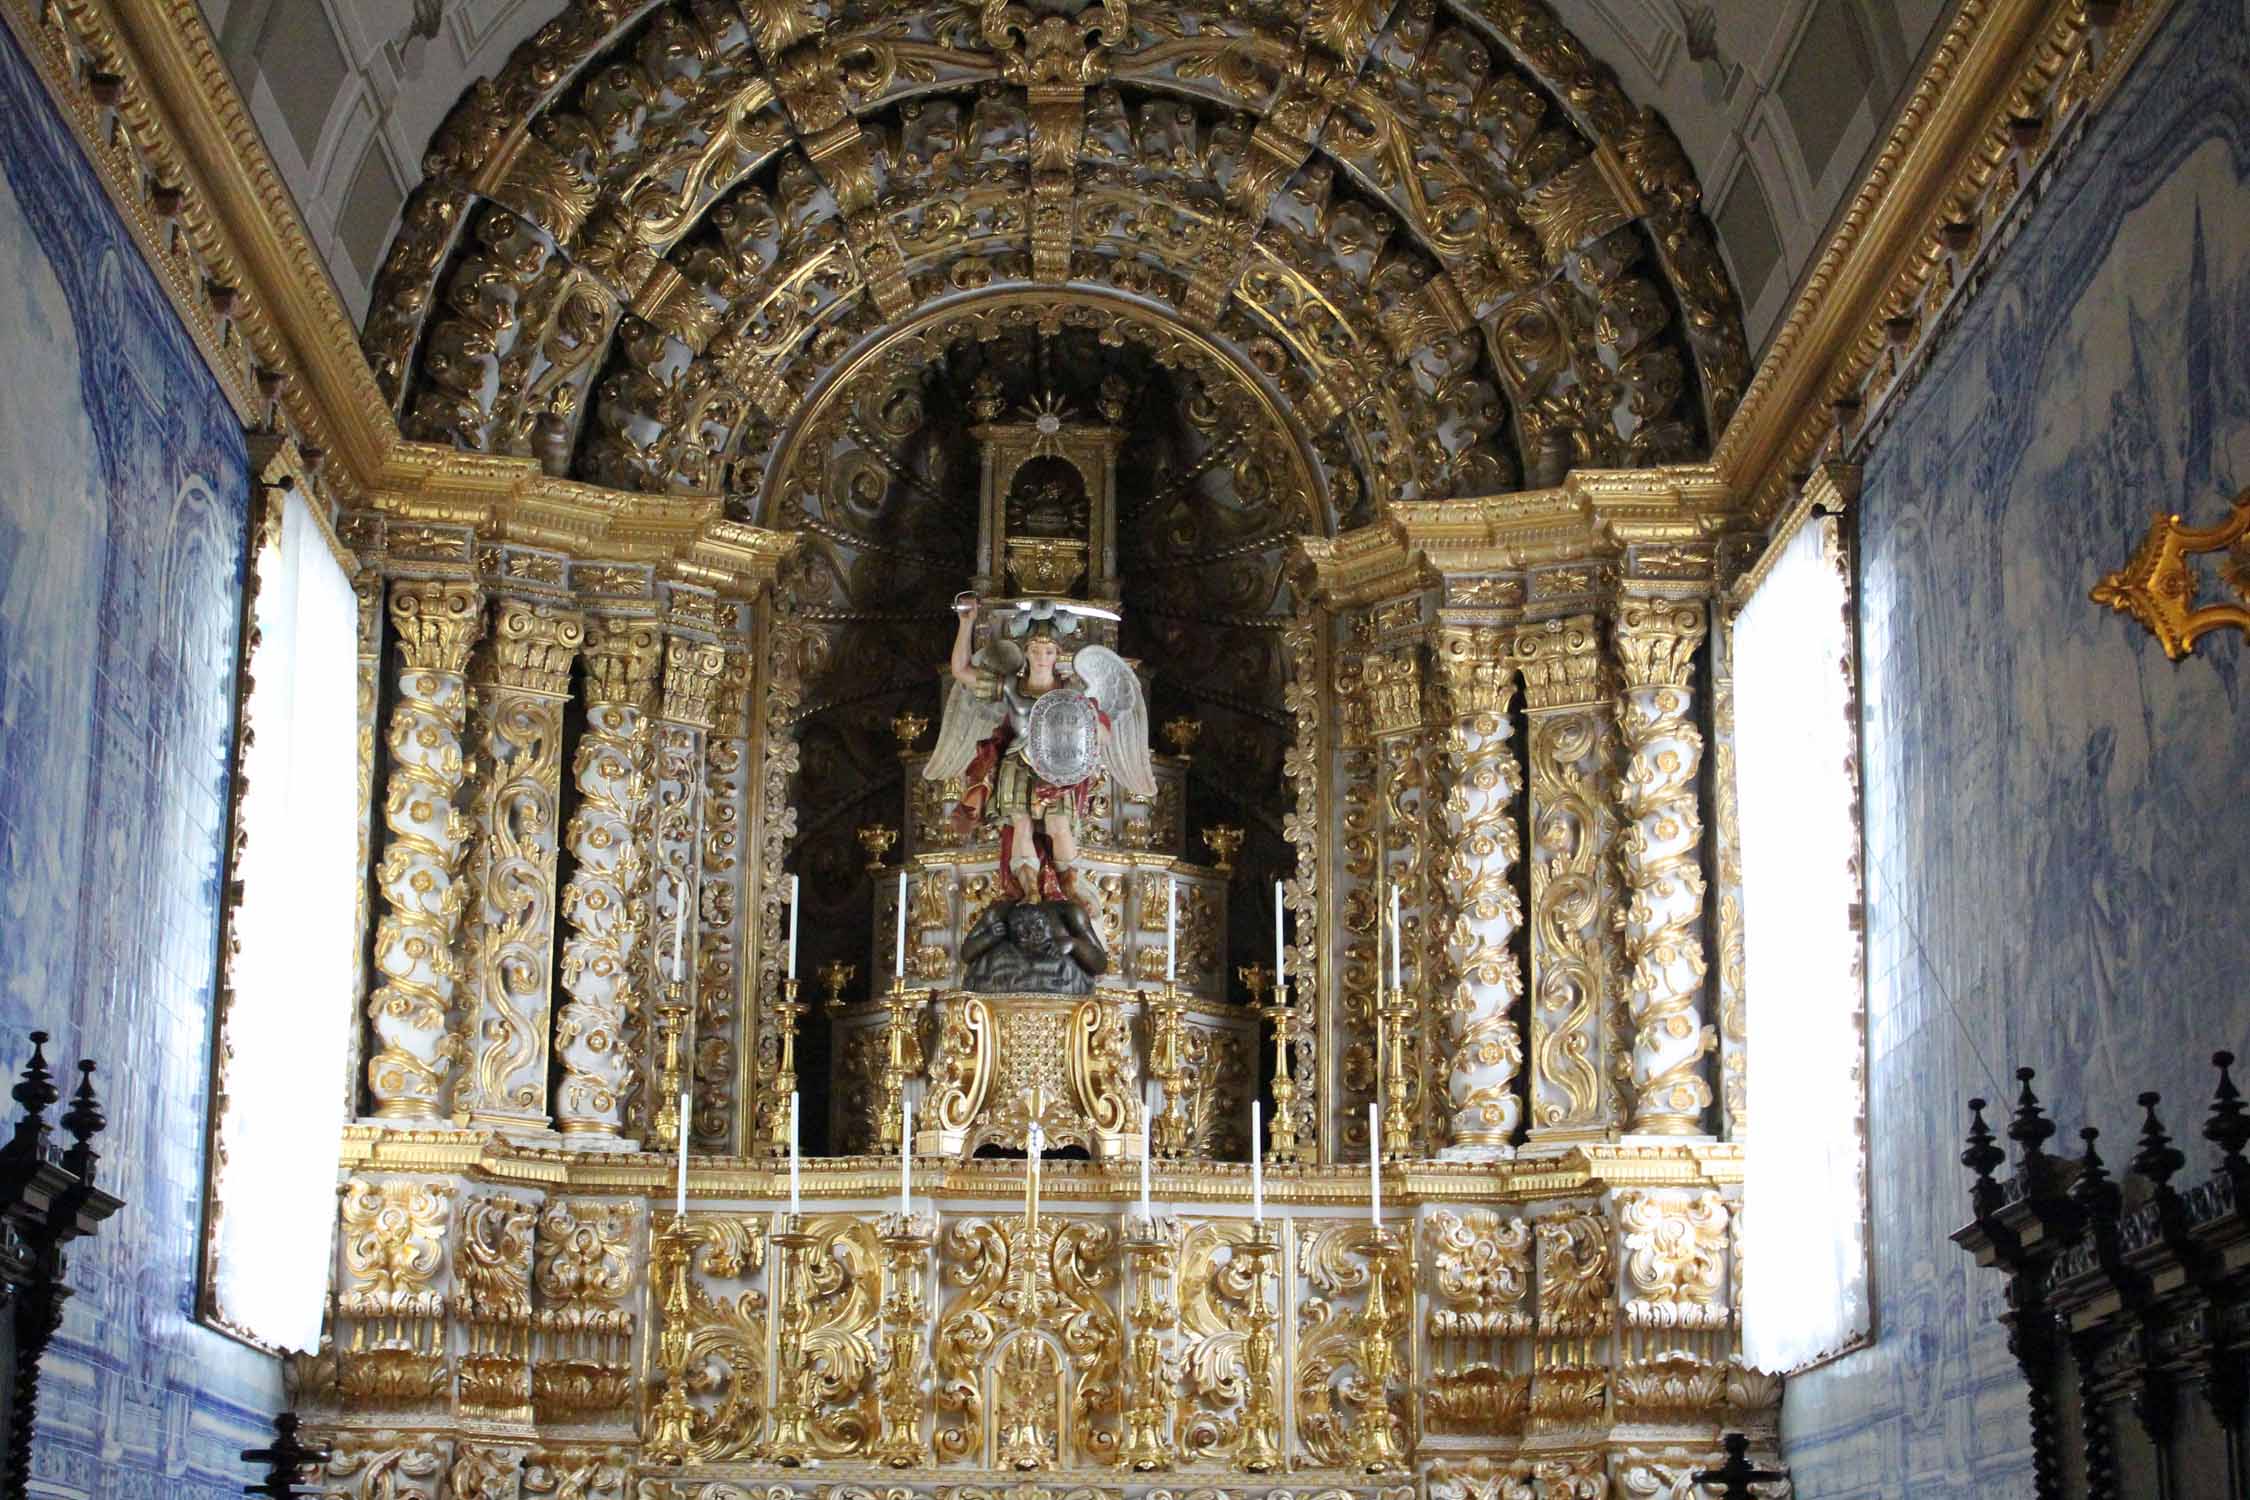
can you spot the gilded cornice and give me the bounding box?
[0,0,798,600]
[334,1127,1742,1199]
[1295,467,1732,610]
[0,0,394,485]
[1714,0,2171,531]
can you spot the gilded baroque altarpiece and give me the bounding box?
[0,0,2158,1489]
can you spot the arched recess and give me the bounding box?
[366,0,1748,512]
[757,287,1330,1095]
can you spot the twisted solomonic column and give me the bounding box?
[1514,615,1616,1143]
[1432,624,1523,1157]
[366,580,485,1120]
[555,618,662,1137]
[458,599,584,1129]
[1613,599,1713,1135]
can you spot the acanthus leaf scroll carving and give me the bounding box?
[368,581,485,1121]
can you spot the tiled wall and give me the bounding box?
[0,24,279,1496]
[1781,0,2250,1493]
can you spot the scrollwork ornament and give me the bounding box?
[460,600,582,1127]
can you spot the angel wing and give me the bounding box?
[1071,644,1157,800]
[923,639,1023,782]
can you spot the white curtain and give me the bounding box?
[209,485,359,1353]
[1737,514,1870,1373]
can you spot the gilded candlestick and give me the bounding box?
[769,979,805,1157]
[767,1215,817,1466]
[1235,1220,1284,1473]
[646,1213,699,1463]
[1147,983,1189,1159]
[873,1210,934,1467]
[1119,1212,1177,1471]
[1264,982,1301,1166]
[1346,1227,1406,1474]
[879,974,925,1151]
[653,982,688,1148]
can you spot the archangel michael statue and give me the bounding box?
[925,594,1156,912]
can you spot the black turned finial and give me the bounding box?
[2132,1091,2186,1193]
[2073,1127,2122,1225]
[4,1031,57,1163]
[242,1411,330,1498]
[59,1060,103,1187]
[1964,1097,2005,1214]
[1692,1432,1785,1499]
[2009,1067,2057,1175]
[2207,1051,2250,1181]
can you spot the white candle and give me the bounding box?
[1388,883,1402,992]
[1369,1103,1382,1228]
[1252,1102,1264,1222]
[675,1090,691,1217]
[1374,908,1385,1089]
[900,1095,913,1216]
[674,782,703,984]
[1139,1107,1152,1219]
[789,1090,802,1215]
[787,872,801,981]
[1166,876,1177,982]
[894,870,908,978]
[1274,881,1286,987]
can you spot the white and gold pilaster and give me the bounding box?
[555,617,661,1138]
[647,627,725,1141]
[366,580,484,1120]
[1613,599,1714,1136]
[1516,615,1618,1143]
[1430,623,1523,1157]
[457,599,583,1130]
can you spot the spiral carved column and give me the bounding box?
[1516,615,1616,1143]
[1613,599,1713,1136]
[555,618,661,1138]
[458,600,583,1130]
[366,580,485,1120]
[1430,624,1522,1157]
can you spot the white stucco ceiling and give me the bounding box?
[203,0,1950,360]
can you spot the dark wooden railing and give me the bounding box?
[0,1030,121,1498]
[1956,1052,2250,1500]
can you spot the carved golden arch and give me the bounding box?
[758,285,1334,538]
[367,0,1747,510]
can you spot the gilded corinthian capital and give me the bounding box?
[1612,599,1706,687]
[1432,625,1515,719]
[489,600,585,697]
[390,579,484,673]
[660,636,728,729]
[1364,645,1425,738]
[1513,615,1605,710]
[582,618,663,708]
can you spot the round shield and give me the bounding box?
[1024,688,1101,787]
